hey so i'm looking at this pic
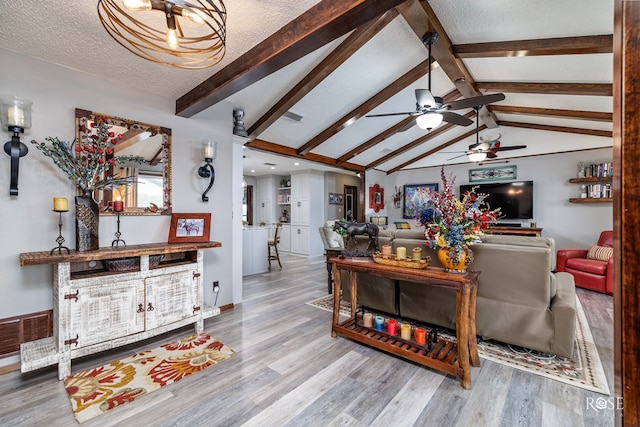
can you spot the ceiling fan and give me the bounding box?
[365,32,505,132]
[447,107,527,162]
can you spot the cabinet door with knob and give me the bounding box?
[65,279,145,349]
[291,226,310,255]
[145,270,201,330]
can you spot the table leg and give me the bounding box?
[455,285,472,390]
[326,256,333,294]
[468,283,480,367]
[332,263,341,338]
[349,271,358,318]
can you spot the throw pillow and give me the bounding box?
[394,221,411,229]
[587,244,613,261]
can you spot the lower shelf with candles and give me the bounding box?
[332,310,463,380]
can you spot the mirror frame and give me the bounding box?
[75,108,172,215]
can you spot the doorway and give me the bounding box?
[243,184,253,225]
[344,185,358,222]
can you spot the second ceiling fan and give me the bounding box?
[366,32,505,131]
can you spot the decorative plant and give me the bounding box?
[31,116,144,192]
[416,167,501,257]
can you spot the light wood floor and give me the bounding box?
[0,254,615,427]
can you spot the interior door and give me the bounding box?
[344,185,358,222]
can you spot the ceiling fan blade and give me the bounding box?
[415,89,436,108]
[440,111,474,126]
[446,153,468,161]
[487,152,499,159]
[398,120,418,132]
[445,93,506,111]
[493,145,527,152]
[366,112,416,118]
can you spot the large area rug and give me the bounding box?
[64,333,235,423]
[307,295,609,395]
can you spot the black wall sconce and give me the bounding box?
[1,96,32,196]
[197,140,217,202]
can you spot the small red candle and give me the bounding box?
[387,319,397,335]
[113,199,124,212]
[415,327,426,345]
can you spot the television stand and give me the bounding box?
[485,227,542,237]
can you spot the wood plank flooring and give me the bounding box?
[0,253,615,426]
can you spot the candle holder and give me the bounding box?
[112,211,126,247]
[50,209,70,255]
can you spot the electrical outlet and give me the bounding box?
[213,281,220,293]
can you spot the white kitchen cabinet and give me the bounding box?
[279,224,291,252]
[19,242,221,380]
[289,171,325,256]
[290,226,310,255]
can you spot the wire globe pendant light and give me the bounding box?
[98,0,227,69]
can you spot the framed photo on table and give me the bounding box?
[168,213,211,243]
[402,183,439,219]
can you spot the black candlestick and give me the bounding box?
[50,210,70,255]
[112,211,126,247]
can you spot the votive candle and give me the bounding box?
[396,246,407,259]
[415,327,427,345]
[53,197,68,212]
[412,247,422,260]
[400,324,411,340]
[363,312,373,328]
[113,198,124,212]
[387,319,397,335]
[381,244,392,257]
[374,315,385,331]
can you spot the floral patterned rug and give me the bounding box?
[64,333,235,423]
[307,294,609,395]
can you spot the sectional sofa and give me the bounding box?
[323,225,577,358]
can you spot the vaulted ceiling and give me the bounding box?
[0,0,613,176]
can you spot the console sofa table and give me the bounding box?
[485,226,542,237]
[19,241,221,380]
[331,257,480,389]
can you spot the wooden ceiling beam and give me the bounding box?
[339,88,461,165]
[498,120,613,137]
[246,9,399,140]
[476,82,613,96]
[453,35,613,58]
[245,138,365,172]
[397,0,499,128]
[175,0,409,117]
[297,58,432,155]
[386,125,487,174]
[491,105,613,121]
[367,109,476,169]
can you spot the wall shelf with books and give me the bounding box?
[568,176,612,203]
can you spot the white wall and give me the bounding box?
[374,148,613,250]
[0,49,236,329]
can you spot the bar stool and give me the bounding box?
[268,222,282,269]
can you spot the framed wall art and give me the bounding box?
[469,165,517,182]
[168,213,211,243]
[402,183,439,219]
[328,193,344,204]
[369,184,384,212]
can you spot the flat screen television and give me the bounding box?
[459,181,534,220]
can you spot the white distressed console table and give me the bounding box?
[19,241,221,380]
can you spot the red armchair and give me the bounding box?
[556,231,613,295]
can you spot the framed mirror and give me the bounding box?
[75,108,172,215]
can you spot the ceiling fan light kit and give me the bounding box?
[98,0,227,69]
[416,113,443,130]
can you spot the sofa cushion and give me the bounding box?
[586,244,613,261]
[566,257,608,275]
[322,227,344,248]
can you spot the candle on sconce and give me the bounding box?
[374,316,385,331]
[396,246,407,259]
[113,197,124,212]
[387,319,397,335]
[415,327,427,345]
[381,244,392,257]
[412,247,422,260]
[53,197,68,212]
[400,324,411,340]
[363,312,373,328]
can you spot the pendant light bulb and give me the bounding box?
[167,28,180,49]
[181,8,206,25]
[122,0,152,12]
